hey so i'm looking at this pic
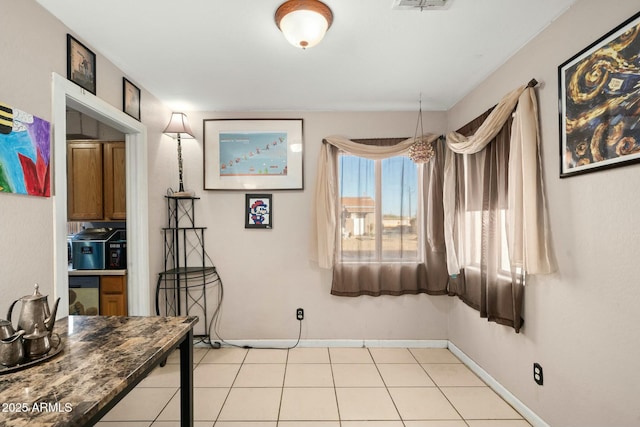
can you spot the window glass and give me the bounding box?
[462,154,510,274]
[339,155,375,261]
[338,154,419,263]
[381,156,418,260]
[463,206,511,274]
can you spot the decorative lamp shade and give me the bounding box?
[409,136,435,164]
[275,0,333,49]
[409,95,435,164]
[163,112,194,138]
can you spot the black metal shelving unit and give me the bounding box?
[155,195,220,341]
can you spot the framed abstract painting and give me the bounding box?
[0,102,51,197]
[558,11,640,177]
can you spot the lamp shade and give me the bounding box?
[409,136,435,164]
[163,112,194,138]
[275,0,333,49]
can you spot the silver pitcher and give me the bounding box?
[7,284,60,335]
[0,319,17,340]
[0,320,25,366]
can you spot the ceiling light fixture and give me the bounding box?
[275,0,333,49]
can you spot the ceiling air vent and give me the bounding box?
[392,0,452,10]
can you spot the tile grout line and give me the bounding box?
[148,347,209,426]
[327,348,343,427]
[149,386,181,426]
[212,347,249,425]
[412,347,473,424]
[368,347,408,427]
[274,348,290,427]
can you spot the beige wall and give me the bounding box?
[446,1,640,426]
[148,110,451,340]
[0,0,167,309]
[0,1,61,307]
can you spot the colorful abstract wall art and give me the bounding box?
[0,102,51,197]
[558,11,640,177]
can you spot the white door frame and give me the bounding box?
[52,73,150,317]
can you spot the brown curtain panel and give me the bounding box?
[448,108,525,331]
[330,138,449,297]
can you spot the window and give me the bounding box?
[463,210,511,275]
[338,153,421,263]
[461,154,511,275]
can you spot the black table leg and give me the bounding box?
[179,329,194,427]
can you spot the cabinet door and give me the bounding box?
[103,142,126,220]
[100,275,128,316]
[101,294,125,316]
[67,142,103,220]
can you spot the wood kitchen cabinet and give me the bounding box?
[67,140,126,221]
[103,142,126,220]
[67,142,103,220]
[100,275,127,316]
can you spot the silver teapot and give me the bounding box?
[7,284,60,335]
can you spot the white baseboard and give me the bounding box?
[203,339,448,349]
[448,342,550,427]
[364,339,449,348]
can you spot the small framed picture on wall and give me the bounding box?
[245,194,272,229]
[123,77,141,121]
[67,34,96,94]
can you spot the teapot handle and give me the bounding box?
[6,299,19,325]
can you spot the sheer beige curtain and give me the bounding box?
[446,112,522,328]
[444,84,555,331]
[444,84,555,275]
[311,135,449,296]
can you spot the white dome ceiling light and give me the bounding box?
[275,0,333,49]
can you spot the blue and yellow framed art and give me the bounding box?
[204,119,303,190]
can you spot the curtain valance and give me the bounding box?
[312,134,441,269]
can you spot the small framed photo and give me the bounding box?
[67,34,96,94]
[123,77,141,121]
[245,194,272,229]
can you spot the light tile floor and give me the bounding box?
[96,347,531,427]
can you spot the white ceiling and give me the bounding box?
[36,0,577,112]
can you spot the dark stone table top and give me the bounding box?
[0,315,197,426]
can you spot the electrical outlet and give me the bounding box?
[296,308,304,321]
[533,363,543,385]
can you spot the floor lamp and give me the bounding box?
[163,112,195,197]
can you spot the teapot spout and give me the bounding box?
[44,297,61,333]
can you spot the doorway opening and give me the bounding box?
[52,73,150,317]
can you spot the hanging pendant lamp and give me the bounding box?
[409,96,435,164]
[275,0,333,49]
